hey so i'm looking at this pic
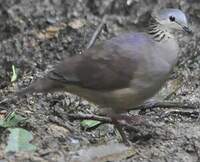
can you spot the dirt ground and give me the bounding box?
[0,0,200,162]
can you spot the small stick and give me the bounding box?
[0,94,18,105]
[132,101,199,110]
[68,113,111,123]
[160,110,199,119]
[86,15,108,49]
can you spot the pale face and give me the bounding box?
[155,9,191,33]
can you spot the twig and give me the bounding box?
[0,94,18,105]
[68,113,112,123]
[160,110,199,119]
[132,101,199,111]
[86,15,108,49]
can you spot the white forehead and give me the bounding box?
[158,9,187,24]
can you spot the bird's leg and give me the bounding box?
[110,113,148,146]
[111,115,131,146]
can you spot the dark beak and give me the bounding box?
[183,26,193,34]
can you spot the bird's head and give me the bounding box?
[152,8,192,34]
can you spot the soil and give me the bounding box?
[0,0,200,162]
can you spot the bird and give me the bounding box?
[4,8,192,145]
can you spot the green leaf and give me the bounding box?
[0,111,27,128]
[5,128,36,153]
[11,65,18,82]
[80,120,101,129]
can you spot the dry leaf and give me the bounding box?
[68,19,85,29]
[36,23,66,40]
[47,124,70,137]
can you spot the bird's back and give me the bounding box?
[50,32,179,111]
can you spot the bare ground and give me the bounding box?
[0,0,200,162]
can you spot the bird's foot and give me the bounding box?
[114,122,131,146]
[111,114,147,146]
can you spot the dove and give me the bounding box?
[5,9,192,144]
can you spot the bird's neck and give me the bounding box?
[147,18,173,42]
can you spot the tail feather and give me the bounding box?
[0,78,63,105]
[16,77,64,96]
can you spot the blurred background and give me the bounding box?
[0,0,199,162]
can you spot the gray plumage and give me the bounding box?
[16,8,191,113]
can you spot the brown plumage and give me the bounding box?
[11,8,191,145]
[16,31,179,113]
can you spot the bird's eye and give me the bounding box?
[169,16,176,22]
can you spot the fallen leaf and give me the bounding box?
[36,23,66,40]
[5,128,36,153]
[11,65,18,82]
[48,124,70,137]
[68,19,85,29]
[0,111,26,128]
[80,120,101,129]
